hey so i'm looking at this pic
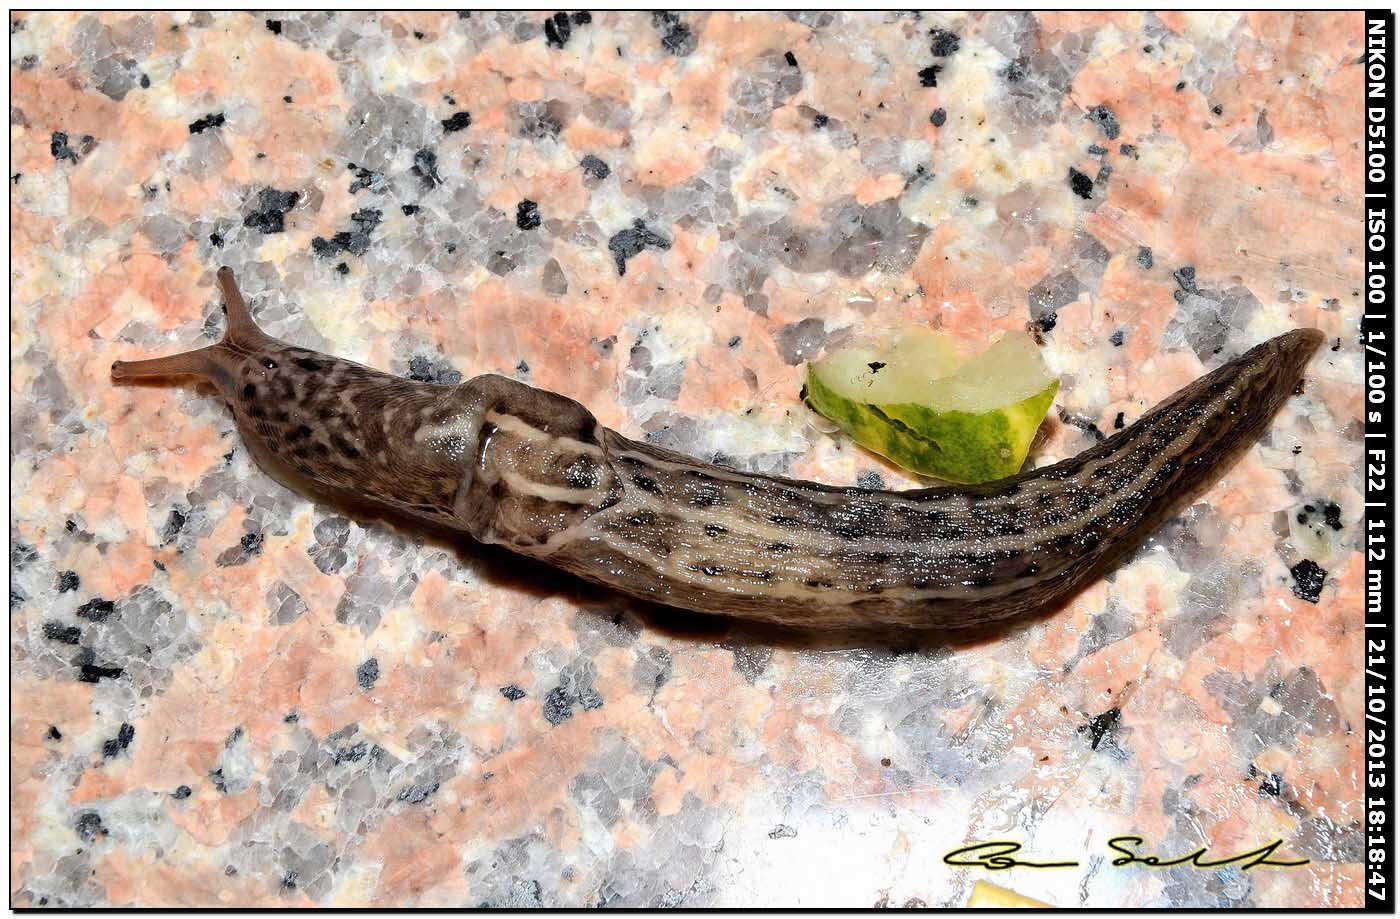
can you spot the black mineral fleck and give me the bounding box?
[653,12,696,56]
[784,50,798,67]
[56,570,80,593]
[542,685,574,724]
[929,28,960,56]
[918,65,942,87]
[357,657,380,690]
[1173,265,1197,293]
[43,621,81,644]
[544,12,571,48]
[161,507,186,545]
[406,354,463,385]
[607,219,671,276]
[50,131,84,163]
[1086,104,1120,139]
[1136,246,1153,270]
[76,598,115,622]
[77,651,124,683]
[1323,502,1343,530]
[813,112,829,128]
[265,19,281,34]
[1081,707,1121,750]
[1110,329,1125,347]
[102,723,135,758]
[1068,168,1093,199]
[348,164,384,194]
[930,108,947,127]
[441,111,472,133]
[500,684,527,701]
[1289,559,1327,603]
[188,112,225,134]
[242,188,300,234]
[47,725,62,741]
[580,154,610,180]
[516,199,541,230]
[397,782,440,804]
[171,785,192,799]
[311,208,382,258]
[74,812,106,843]
[412,149,442,188]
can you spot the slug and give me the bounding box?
[112,268,1324,632]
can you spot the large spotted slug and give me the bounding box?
[111,268,1324,632]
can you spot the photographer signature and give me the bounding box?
[944,837,1310,872]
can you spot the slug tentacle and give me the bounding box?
[110,268,275,392]
[113,268,1324,634]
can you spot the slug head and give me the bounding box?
[110,267,279,397]
[111,267,476,529]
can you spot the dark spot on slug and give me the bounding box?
[330,433,361,459]
[263,359,278,370]
[626,511,656,526]
[241,383,256,400]
[767,542,793,553]
[690,484,723,507]
[700,564,725,576]
[704,524,726,538]
[293,357,323,372]
[563,457,601,489]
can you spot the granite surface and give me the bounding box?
[9,11,1366,908]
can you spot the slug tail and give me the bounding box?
[111,267,271,385]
